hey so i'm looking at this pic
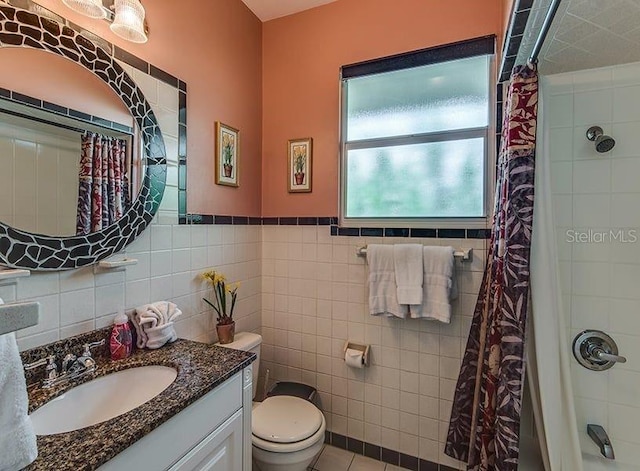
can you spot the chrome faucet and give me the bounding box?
[61,353,77,374]
[23,339,105,388]
[23,355,58,387]
[587,424,615,460]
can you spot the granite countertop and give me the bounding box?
[23,334,255,471]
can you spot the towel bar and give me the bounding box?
[356,245,473,261]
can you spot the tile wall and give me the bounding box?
[120,61,181,226]
[544,61,640,469]
[0,121,79,235]
[0,223,262,350]
[260,225,487,470]
[0,67,261,351]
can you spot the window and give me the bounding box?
[340,37,494,227]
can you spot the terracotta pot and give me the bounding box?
[216,321,235,344]
[223,164,233,178]
[294,172,305,185]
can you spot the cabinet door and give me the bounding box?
[169,409,243,471]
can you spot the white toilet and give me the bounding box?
[216,332,326,471]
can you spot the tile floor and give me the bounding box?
[308,445,411,471]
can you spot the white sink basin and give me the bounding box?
[30,365,177,435]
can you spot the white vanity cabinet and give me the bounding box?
[98,365,253,471]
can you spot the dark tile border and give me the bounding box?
[0,88,134,135]
[183,214,491,239]
[499,0,534,82]
[347,437,364,455]
[325,431,461,471]
[364,442,381,460]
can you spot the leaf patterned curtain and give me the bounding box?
[445,63,538,470]
[76,132,130,235]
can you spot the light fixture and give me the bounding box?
[62,0,107,19]
[60,0,149,44]
[110,0,148,44]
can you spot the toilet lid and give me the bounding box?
[252,396,323,443]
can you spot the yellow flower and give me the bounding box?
[200,269,239,324]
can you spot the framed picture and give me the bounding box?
[215,122,239,187]
[288,137,313,193]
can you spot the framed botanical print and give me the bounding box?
[288,137,312,193]
[215,122,239,187]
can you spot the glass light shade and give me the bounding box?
[62,0,107,19]
[110,0,148,44]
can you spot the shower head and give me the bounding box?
[586,126,616,153]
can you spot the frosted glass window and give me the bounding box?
[346,56,490,141]
[346,139,485,218]
[340,50,492,223]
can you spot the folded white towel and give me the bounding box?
[367,245,407,318]
[0,332,38,471]
[394,244,423,306]
[132,310,148,349]
[133,301,182,349]
[145,322,178,350]
[411,246,456,323]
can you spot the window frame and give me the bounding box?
[339,36,496,229]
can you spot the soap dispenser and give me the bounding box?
[110,312,132,360]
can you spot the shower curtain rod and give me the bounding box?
[528,0,562,64]
[0,107,133,137]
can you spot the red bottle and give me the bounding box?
[110,313,132,360]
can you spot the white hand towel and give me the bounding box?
[367,245,407,318]
[411,246,456,323]
[132,308,149,349]
[144,322,178,350]
[394,244,423,306]
[133,302,182,349]
[0,332,38,471]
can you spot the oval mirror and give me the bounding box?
[0,47,143,237]
[0,5,166,270]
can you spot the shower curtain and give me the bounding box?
[445,63,538,470]
[527,79,583,471]
[76,132,129,235]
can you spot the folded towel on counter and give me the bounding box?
[410,246,456,323]
[133,301,182,349]
[394,244,423,306]
[0,328,38,471]
[367,245,407,318]
[144,322,178,350]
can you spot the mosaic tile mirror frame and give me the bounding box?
[0,2,176,271]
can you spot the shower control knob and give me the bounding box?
[573,330,626,371]
[593,349,626,364]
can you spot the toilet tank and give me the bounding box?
[215,332,262,398]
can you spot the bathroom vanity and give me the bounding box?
[22,330,255,471]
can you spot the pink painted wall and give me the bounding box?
[0,48,132,125]
[30,0,263,217]
[261,0,503,217]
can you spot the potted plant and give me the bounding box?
[222,134,234,177]
[293,147,306,185]
[201,270,239,344]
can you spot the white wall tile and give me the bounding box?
[574,89,613,126]
[60,288,95,326]
[572,160,611,194]
[546,62,640,463]
[546,94,574,127]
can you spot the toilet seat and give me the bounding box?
[252,396,325,453]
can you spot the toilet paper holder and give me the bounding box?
[343,341,370,367]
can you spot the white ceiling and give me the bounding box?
[240,0,339,21]
[518,0,640,74]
